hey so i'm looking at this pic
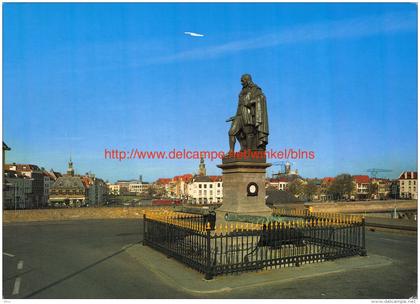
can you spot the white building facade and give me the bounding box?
[399,171,417,199]
[187,176,223,204]
[108,184,120,195]
[268,178,289,191]
[128,182,150,194]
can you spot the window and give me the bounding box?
[218,183,221,187]
[204,184,207,189]
[199,184,202,188]
[210,184,213,188]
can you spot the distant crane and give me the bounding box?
[366,168,393,178]
[270,161,295,178]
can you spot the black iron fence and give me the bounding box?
[143,210,366,279]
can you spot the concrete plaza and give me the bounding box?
[3,219,417,298]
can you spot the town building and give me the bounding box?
[171,174,193,198]
[128,181,150,194]
[108,183,121,195]
[115,176,150,195]
[82,174,108,205]
[269,161,302,192]
[49,159,86,207]
[187,158,223,204]
[42,170,53,206]
[115,180,132,194]
[371,178,392,200]
[49,175,87,207]
[268,177,290,191]
[399,171,417,199]
[3,170,32,209]
[49,159,107,207]
[5,163,45,208]
[48,169,63,180]
[352,175,370,200]
[187,175,223,204]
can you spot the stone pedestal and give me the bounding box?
[216,155,272,224]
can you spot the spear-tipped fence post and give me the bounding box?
[360,217,367,256]
[204,222,213,280]
[143,212,147,246]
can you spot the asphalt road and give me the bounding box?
[3,219,417,299]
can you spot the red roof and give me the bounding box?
[399,171,418,180]
[81,176,93,188]
[209,175,222,182]
[156,178,171,185]
[353,175,370,184]
[322,177,335,183]
[173,174,193,182]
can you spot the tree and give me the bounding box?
[287,179,305,198]
[304,179,320,201]
[327,174,355,200]
[368,182,379,199]
[148,185,157,197]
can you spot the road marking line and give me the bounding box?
[3,252,15,257]
[12,277,21,295]
[17,260,23,270]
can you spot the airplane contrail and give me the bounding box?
[184,31,205,37]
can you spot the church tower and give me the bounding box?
[67,157,75,176]
[198,157,206,176]
[285,161,291,175]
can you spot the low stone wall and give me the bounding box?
[4,200,417,224]
[3,206,170,223]
[305,200,417,214]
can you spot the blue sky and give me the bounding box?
[4,3,418,182]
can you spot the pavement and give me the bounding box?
[127,245,392,294]
[365,217,417,231]
[3,219,417,299]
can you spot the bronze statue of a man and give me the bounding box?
[227,74,269,153]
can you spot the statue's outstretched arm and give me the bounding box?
[226,116,236,122]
